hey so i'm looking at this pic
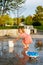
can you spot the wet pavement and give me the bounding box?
[0,38,43,65]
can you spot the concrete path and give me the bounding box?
[31,34,43,38]
[0,34,43,39]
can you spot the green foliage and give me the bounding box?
[18,26,24,28]
[36,6,43,14]
[0,0,26,15]
[13,18,21,25]
[0,25,19,29]
[32,21,41,26]
[12,25,19,29]
[0,25,24,29]
[34,26,43,30]
[33,5,43,26]
[21,18,25,22]
[25,16,33,25]
[0,14,14,26]
[14,0,25,4]
[40,20,43,25]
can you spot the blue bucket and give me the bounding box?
[26,51,39,58]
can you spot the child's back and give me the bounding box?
[19,32,32,44]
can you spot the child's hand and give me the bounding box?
[15,37,20,41]
[13,37,20,43]
[13,39,16,43]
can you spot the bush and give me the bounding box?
[34,26,43,30]
[0,25,19,29]
[32,21,41,26]
[0,25,24,29]
[12,25,19,29]
[19,26,24,28]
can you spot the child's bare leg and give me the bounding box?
[22,43,27,48]
[27,44,29,48]
[24,44,29,49]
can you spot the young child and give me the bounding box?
[13,27,33,58]
[16,27,33,50]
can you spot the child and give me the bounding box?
[15,27,33,59]
[16,27,33,50]
[13,27,33,58]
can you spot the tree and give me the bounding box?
[13,17,21,25]
[0,14,14,26]
[0,15,6,26]
[0,0,26,26]
[32,21,41,26]
[0,0,12,15]
[35,6,43,14]
[25,16,33,25]
[33,6,43,25]
[14,0,26,25]
[0,0,26,15]
[21,16,25,22]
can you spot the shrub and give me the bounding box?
[32,21,41,26]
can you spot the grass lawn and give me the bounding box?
[34,26,43,30]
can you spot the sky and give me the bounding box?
[10,0,43,18]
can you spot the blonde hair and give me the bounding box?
[18,27,25,33]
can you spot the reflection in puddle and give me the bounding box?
[35,40,43,51]
[0,38,43,65]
